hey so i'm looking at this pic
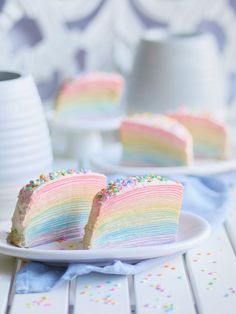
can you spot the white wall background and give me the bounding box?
[0,0,236,105]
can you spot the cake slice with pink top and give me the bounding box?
[168,110,229,159]
[120,113,193,166]
[84,175,184,249]
[56,72,124,118]
[8,170,106,247]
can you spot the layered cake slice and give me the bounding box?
[8,170,106,247]
[83,175,184,249]
[120,114,193,166]
[168,111,229,159]
[55,72,124,118]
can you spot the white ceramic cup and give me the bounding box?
[0,71,53,220]
[126,31,227,115]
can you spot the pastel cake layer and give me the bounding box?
[168,112,229,159]
[56,72,124,118]
[120,114,193,166]
[83,175,184,249]
[8,170,106,248]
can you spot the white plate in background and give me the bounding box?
[47,110,124,132]
[89,143,236,176]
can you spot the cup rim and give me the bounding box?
[0,71,32,85]
[0,71,21,82]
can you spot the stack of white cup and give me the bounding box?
[127,31,226,116]
[0,72,53,220]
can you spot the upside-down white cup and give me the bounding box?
[126,31,227,115]
[0,71,53,220]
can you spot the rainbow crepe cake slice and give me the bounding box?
[120,114,193,166]
[55,72,124,118]
[83,175,184,249]
[8,170,106,248]
[168,111,229,159]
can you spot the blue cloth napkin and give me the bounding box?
[15,174,233,294]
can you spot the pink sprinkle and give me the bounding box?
[44,303,51,307]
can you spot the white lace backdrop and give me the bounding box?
[0,0,236,106]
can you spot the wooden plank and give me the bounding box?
[0,254,15,314]
[75,273,130,314]
[186,227,236,314]
[134,256,196,314]
[10,282,69,314]
[225,206,236,252]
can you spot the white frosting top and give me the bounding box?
[124,113,192,140]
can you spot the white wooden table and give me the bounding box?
[0,208,236,314]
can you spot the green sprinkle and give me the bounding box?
[160,176,168,181]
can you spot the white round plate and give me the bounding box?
[47,110,124,132]
[90,143,236,176]
[0,212,211,263]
